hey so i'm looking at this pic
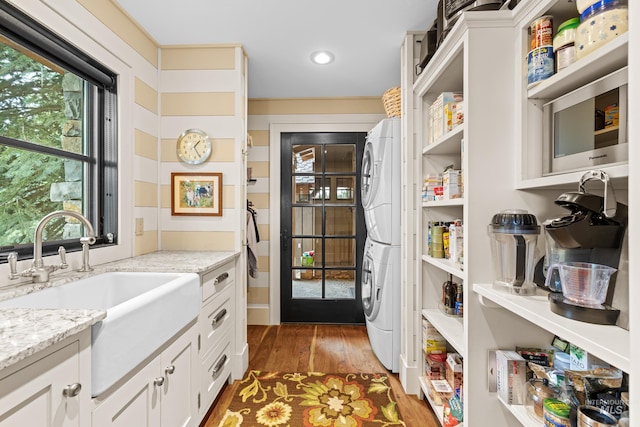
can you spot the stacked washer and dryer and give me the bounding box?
[360,117,401,373]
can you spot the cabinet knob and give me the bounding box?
[62,383,82,397]
[165,365,176,375]
[154,376,165,386]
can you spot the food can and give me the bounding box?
[553,18,579,71]
[530,15,554,49]
[527,46,555,88]
[543,398,571,427]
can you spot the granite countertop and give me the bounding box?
[0,250,239,372]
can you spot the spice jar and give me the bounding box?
[526,378,560,419]
[553,18,579,71]
[575,0,628,60]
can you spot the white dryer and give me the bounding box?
[361,118,401,246]
[361,237,401,372]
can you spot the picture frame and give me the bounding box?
[171,172,222,216]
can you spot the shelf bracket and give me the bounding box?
[477,294,501,309]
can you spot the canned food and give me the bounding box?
[527,46,555,88]
[530,15,554,49]
[543,398,571,427]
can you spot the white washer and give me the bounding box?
[361,118,401,246]
[361,237,400,372]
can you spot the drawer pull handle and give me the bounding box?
[154,376,165,387]
[63,383,82,397]
[214,272,229,285]
[165,365,175,375]
[212,308,228,326]
[212,354,227,377]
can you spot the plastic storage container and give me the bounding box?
[575,0,628,60]
[553,17,579,71]
[576,0,599,13]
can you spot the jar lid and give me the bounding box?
[543,398,571,418]
[528,379,560,399]
[557,17,580,34]
[489,209,540,234]
[580,0,622,21]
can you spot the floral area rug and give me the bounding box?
[217,370,406,427]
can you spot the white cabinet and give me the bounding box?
[0,331,91,427]
[92,323,198,427]
[197,261,235,417]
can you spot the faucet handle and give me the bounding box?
[58,246,68,270]
[7,252,19,280]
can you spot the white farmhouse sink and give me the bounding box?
[0,271,200,397]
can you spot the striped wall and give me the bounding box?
[246,98,386,325]
[158,45,247,252]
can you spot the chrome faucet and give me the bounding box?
[8,210,96,283]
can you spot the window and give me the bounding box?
[0,2,118,260]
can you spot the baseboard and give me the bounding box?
[399,354,420,395]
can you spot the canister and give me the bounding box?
[530,15,553,49]
[543,398,571,427]
[553,18,579,71]
[577,405,617,426]
[575,0,628,60]
[527,46,554,88]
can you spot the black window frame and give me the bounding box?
[0,1,118,260]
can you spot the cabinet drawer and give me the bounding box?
[199,330,232,416]
[201,262,235,303]
[199,285,233,360]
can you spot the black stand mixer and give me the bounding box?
[538,170,627,324]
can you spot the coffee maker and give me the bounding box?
[539,170,627,324]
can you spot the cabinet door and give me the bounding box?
[161,324,198,427]
[0,341,82,427]
[92,356,161,427]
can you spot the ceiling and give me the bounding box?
[115,0,438,99]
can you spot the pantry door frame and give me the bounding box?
[269,118,382,325]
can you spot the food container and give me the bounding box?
[527,46,554,88]
[553,17,579,71]
[526,378,560,419]
[543,398,571,427]
[577,0,599,13]
[530,15,554,49]
[575,0,628,60]
[426,353,447,380]
[577,405,617,426]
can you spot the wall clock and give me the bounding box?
[176,128,212,164]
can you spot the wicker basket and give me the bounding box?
[382,87,401,117]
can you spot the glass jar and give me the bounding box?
[575,0,628,60]
[526,379,560,419]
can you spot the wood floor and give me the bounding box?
[200,324,439,426]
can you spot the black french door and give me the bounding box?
[280,132,366,323]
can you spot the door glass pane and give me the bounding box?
[325,144,355,173]
[291,207,322,236]
[292,177,326,204]
[335,176,355,202]
[292,238,322,267]
[324,238,355,267]
[326,207,355,236]
[293,145,321,173]
[325,269,356,299]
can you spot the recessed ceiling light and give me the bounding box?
[311,51,334,65]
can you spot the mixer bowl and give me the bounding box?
[545,262,616,305]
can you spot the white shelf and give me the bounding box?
[516,163,628,191]
[497,397,539,427]
[422,309,465,356]
[422,198,464,208]
[423,125,464,156]
[422,256,464,280]
[419,376,445,426]
[528,33,628,100]
[473,283,630,373]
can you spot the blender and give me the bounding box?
[488,209,540,295]
[541,170,627,324]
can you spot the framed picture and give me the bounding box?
[171,172,222,216]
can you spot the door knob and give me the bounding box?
[153,376,165,386]
[165,365,176,375]
[62,383,82,397]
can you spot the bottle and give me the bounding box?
[455,283,463,316]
